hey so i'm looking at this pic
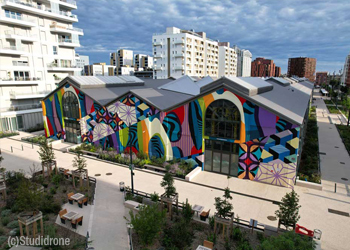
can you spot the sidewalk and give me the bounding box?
[1,131,350,249]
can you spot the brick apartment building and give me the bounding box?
[275,66,281,77]
[251,58,277,77]
[315,72,328,85]
[287,57,317,82]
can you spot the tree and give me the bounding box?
[160,165,176,198]
[127,204,166,247]
[37,138,56,176]
[275,190,301,229]
[72,152,88,188]
[16,179,42,212]
[214,187,233,219]
[259,231,316,250]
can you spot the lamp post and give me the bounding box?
[128,126,134,195]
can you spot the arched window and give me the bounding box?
[205,99,241,139]
[62,91,79,119]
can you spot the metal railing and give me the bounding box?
[3,0,77,19]
[9,90,49,98]
[47,62,77,68]
[1,77,41,81]
[4,30,37,38]
[3,10,36,23]
[0,45,19,50]
[12,61,29,66]
[0,103,42,112]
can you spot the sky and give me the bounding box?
[74,0,350,74]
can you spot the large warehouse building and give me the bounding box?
[41,75,313,188]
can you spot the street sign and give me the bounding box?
[129,164,134,171]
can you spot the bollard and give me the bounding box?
[22,144,23,151]
[32,142,34,149]
[334,183,337,193]
[11,146,13,153]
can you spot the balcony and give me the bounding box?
[1,0,78,22]
[0,77,42,86]
[153,54,163,59]
[12,61,29,66]
[50,23,83,35]
[5,30,37,42]
[154,66,163,71]
[174,65,184,71]
[174,40,184,45]
[58,0,77,9]
[47,62,81,72]
[0,103,42,113]
[9,90,50,99]
[58,37,80,47]
[175,54,184,58]
[0,10,36,27]
[153,42,162,46]
[0,45,27,55]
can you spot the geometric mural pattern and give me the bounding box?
[253,159,297,189]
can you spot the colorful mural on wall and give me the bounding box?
[42,86,301,189]
[42,84,98,140]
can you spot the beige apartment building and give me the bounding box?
[152,27,240,79]
[0,0,83,131]
[110,49,134,75]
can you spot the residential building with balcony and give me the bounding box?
[75,54,89,74]
[152,27,223,79]
[234,46,252,77]
[218,42,237,77]
[341,52,350,86]
[84,63,116,76]
[110,49,134,75]
[251,57,279,77]
[135,54,153,70]
[315,72,328,86]
[0,0,83,131]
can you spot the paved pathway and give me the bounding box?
[1,128,350,249]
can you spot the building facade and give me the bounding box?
[110,49,134,75]
[0,0,83,131]
[152,27,241,79]
[75,54,89,75]
[135,54,153,70]
[42,75,313,189]
[287,57,317,82]
[275,66,281,77]
[234,46,252,77]
[341,52,350,86]
[218,42,237,77]
[315,72,328,85]
[251,58,277,77]
[84,63,116,76]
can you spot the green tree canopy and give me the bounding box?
[160,165,176,197]
[259,231,316,250]
[275,190,301,226]
[37,138,55,163]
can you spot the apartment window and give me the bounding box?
[5,9,21,20]
[1,118,8,131]
[154,39,156,42]
[14,71,30,80]
[53,46,58,55]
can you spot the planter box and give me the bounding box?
[296,179,322,191]
[185,166,202,181]
[50,139,64,146]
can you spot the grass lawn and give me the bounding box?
[0,131,19,139]
[327,105,349,119]
[324,99,334,105]
[336,125,350,155]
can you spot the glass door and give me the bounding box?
[65,120,80,144]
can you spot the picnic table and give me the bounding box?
[192,204,204,216]
[70,193,85,201]
[62,211,78,221]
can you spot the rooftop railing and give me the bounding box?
[9,90,50,98]
[5,30,37,38]
[1,77,41,81]
[0,103,42,112]
[60,0,76,6]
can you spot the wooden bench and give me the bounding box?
[59,209,67,224]
[203,240,213,249]
[67,192,74,204]
[144,164,166,173]
[200,209,210,221]
[78,197,88,208]
[71,215,83,229]
[80,150,99,157]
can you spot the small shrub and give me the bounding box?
[125,192,133,201]
[181,199,193,223]
[51,174,62,186]
[50,187,57,195]
[237,241,252,250]
[7,220,19,229]
[0,236,8,246]
[150,192,159,202]
[207,233,216,244]
[0,227,4,235]
[43,183,48,188]
[163,218,194,249]
[208,216,215,230]
[257,231,265,242]
[1,216,10,226]
[134,195,143,203]
[1,209,11,218]
[232,227,242,241]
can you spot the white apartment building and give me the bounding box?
[218,42,237,77]
[234,46,252,77]
[152,27,222,79]
[135,53,153,70]
[0,0,83,131]
[75,54,89,74]
[84,63,115,76]
[110,49,133,75]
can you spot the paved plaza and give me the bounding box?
[1,97,350,250]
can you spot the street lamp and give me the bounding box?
[128,126,135,195]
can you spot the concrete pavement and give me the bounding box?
[1,128,350,249]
